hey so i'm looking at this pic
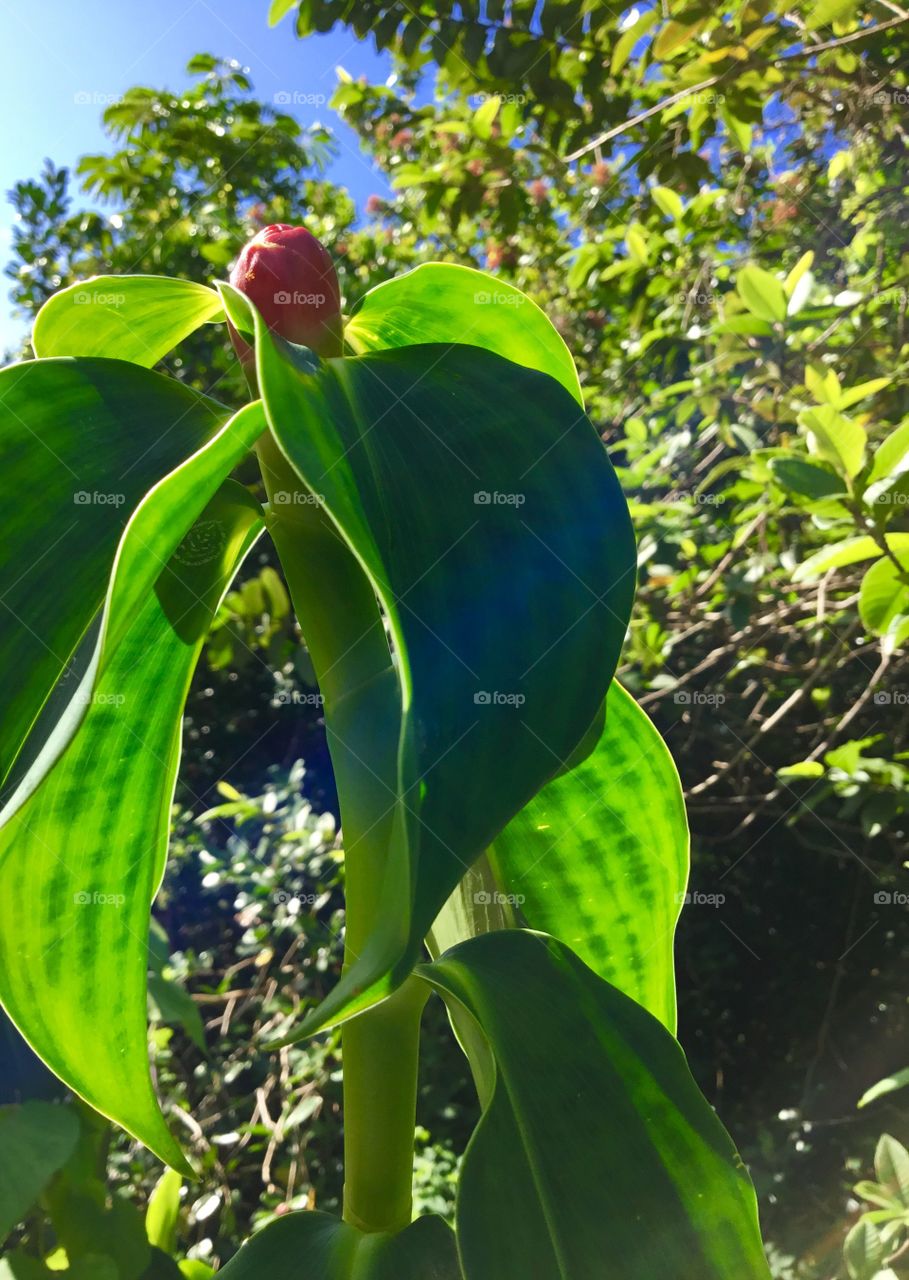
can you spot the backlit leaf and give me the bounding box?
[344,263,582,405]
[0,463,264,1167]
[492,682,688,1030]
[33,276,223,367]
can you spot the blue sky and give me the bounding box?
[0,0,397,350]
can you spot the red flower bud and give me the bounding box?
[228,224,343,371]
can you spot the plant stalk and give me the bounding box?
[256,410,425,1235]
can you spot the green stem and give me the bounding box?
[256,423,425,1235]
[340,978,428,1234]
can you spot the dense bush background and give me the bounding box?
[4,3,909,1274]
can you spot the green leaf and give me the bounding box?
[651,185,684,221]
[492,681,688,1031]
[870,420,909,484]
[838,377,892,409]
[859,1067,909,1108]
[0,1102,79,1242]
[143,1249,185,1279]
[876,1134,909,1205]
[800,405,866,476]
[784,251,814,295]
[793,535,909,581]
[148,974,207,1053]
[48,1191,150,1280]
[844,1217,884,1280]
[33,276,224,367]
[787,270,814,316]
[805,365,842,405]
[653,18,705,59]
[186,53,218,72]
[778,760,825,780]
[0,473,264,1169]
[0,1254,52,1279]
[851,1179,901,1211]
[626,225,649,266]
[736,265,787,324]
[229,284,635,1037]
[722,107,753,153]
[268,0,298,23]
[859,557,909,636]
[417,931,770,1279]
[0,361,252,797]
[145,1168,183,1254]
[611,9,658,74]
[344,263,582,406]
[808,0,859,29]
[217,1211,460,1279]
[769,456,847,499]
[473,94,500,139]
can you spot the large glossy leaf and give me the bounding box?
[217,1211,460,1279]
[417,931,770,1280]
[491,680,688,1031]
[344,262,583,405]
[0,479,264,1168]
[225,284,635,1036]
[0,1101,79,1241]
[0,358,249,798]
[32,276,224,367]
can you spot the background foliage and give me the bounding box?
[3,2,909,1274]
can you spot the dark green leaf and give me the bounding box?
[769,456,847,499]
[0,1101,79,1241]
[217,1211,460,1279]
[226,284,635,1037]
[148,975,206,1053]
[0,359,245,797]
[417,931,770,1279]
